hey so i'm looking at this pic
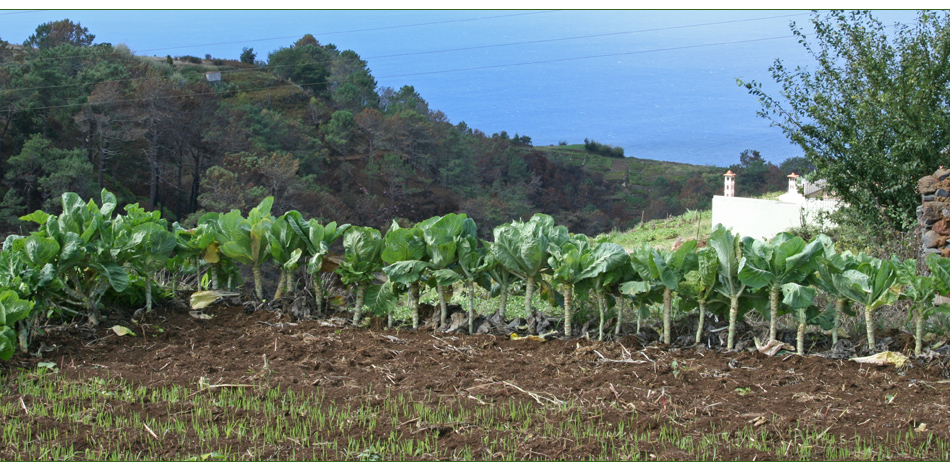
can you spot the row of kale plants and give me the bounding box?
[2,189,950,361]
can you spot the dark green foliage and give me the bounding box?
[741,10,950,231]
[583,138,624,158]
[727,149,785,196]
[24,19,95,49]
[267,41,332,96]
[240,47,256,64]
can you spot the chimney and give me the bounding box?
[723,170,736,197]
[787,172,800,196]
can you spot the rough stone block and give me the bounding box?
[922,202,948,224]
[920,175,938,194]
[936,168,950,181]
[924,230,942,248]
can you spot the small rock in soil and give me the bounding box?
[828,339,855,359]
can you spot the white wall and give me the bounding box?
[711,195,838,241]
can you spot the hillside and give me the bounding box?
[0,23,739,238]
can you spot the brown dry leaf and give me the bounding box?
[189,311,214,320]
[756,338,795,357]
[849,351,908,368]
[189,290,238,309]
[509,333,546,342]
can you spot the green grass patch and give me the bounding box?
[596,209,712,252]
[3,367,946,461]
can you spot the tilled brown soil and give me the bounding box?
[4,302,950,461]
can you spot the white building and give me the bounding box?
[711,172,840,241]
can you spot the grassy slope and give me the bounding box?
[592,191,785,251]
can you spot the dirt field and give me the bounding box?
[3,300,950,461]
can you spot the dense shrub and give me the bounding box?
[584,138,624,158]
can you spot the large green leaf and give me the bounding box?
[382,260,431,285]
[781,282,815,310]
[337,226,384,286]
[738,257,774,290]
[96,262,130,293]
[0,326,16,361]
[381,223,426,264]
[620,280,652,296]
[22,235,60,266]
[19,210,51,226]
[364,281,397,317]
[0,290,34,327]
[431,268,462,286]
[926,254,950,293]
[216,210,254,264]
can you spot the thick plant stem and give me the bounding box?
[695,300,706,345]
[615,296,624,338]
[637,306,641,334]
[468,281,476,335]
[662,287,672,344]
[865,305,876,351]
[253,264,264,300]
[797,308,806,356]
[410,283,420,329]
[314,277,324,316]
[598,293,606,341]
[274,272,286,301]
[498,284,508,319]
[525,276,536,334]
[833,298,844,345]
[146,276,153,312]
[915,308,924,356]
[211,266,219,290]
[437,285,448,330]
[727,296,739,350]
[352,284,366,325]
[769,286,780,342]
[195,257,203,289]
[563,284,573,336]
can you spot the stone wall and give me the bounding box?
[917,166,950,257]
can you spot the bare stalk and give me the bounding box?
[563,284,573,336]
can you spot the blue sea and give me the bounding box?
[0,10,922,167]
